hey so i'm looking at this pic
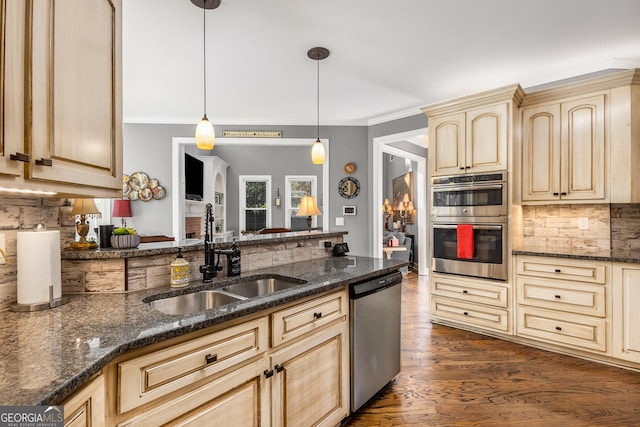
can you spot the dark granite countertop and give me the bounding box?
[0,255,405,406]
[513,247,640,263]
[61,230,347,259]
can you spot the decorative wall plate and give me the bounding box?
[338,176,360,199]
[344,162,356,174]
[122,173,166,201]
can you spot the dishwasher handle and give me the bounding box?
[350,271,403,299]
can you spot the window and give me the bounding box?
[239,176,271,233]
[285,175,318,231]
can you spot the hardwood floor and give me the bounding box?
[345,272,640,426]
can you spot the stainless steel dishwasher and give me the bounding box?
[350,270,402,412]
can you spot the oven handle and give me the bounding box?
[432,184,504,192]
[433,224,503,231]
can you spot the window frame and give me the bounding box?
[285,175,318,230]
[239,175,272,233]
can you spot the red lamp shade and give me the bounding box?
[112,199,132,219]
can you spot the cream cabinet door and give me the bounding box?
[270,321,349,427]
[465,103,508,173]
[613,264,640,364]
[63,374,105,427]
[29,0,122,190]
[560,94,606,201]
[0,0,26,177]
[521,104,561,202]
[429,112,466,176]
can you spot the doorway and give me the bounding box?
[373,129,428,275]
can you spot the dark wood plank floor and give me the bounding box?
[345,272,640,426]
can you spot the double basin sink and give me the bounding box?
[147,275,307,315]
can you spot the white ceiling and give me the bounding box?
[122,0,640,126]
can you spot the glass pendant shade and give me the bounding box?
[195,115,215,150]
[311,138,325,164]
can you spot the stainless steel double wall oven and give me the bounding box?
[431,172,508,281]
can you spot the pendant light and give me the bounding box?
[308,47,329,164]
[192,0,220,150]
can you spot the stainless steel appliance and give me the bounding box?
[350,271,402,412]
[431,172,507,218]
[431,172,508,281]
[431,220,507,281]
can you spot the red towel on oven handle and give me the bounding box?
[457,224,474,259]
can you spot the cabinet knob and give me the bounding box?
[10,153,29,162]
[554,269,561,273]
[35,158,53,167]
[205,353,217,364]
[462,290,468,294]
[555,326,562,331]
[463,311,468,316]
[554,294,561,299]
[313,312,322,319]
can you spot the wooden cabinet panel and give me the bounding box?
[429,113,466,175]
[271,290,347,347]
[118,358,271,427]
[431,275,508,308]
[516,276,606,317]
[613,264,640,364]
[271,321,349,427]
[517,306,607,352]
[0,0,26,178]
[118,317,268,414]
[431,296,510,332]
[516,256,607,284]
[466,103,508,173]
[63,374,105,427]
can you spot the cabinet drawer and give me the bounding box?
[118,317,268,414]
[272,290,347,347]
[516,276,606,317]
[430,296,509,332]
[517,306,607,352]
[516,256,607,284]
[431,275,508,308]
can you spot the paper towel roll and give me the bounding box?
[17,230,61,305]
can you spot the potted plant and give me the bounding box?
[110,227,141,249]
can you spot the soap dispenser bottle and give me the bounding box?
[171,248,189,287]
[227,241,241,277]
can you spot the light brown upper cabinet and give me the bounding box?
[423,84,524,177]
[521,94,606,202]
[519,69,640,204]
[0,0,122,198]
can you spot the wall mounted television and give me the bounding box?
[185,153,204,201]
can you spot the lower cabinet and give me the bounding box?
[62,374,105,427]
[73,288,349,426]
[613,263,640,364]
[429,273,511,334]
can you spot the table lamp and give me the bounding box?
[112,199,133,227]
[296,195,322,233]
[70,198,102,249]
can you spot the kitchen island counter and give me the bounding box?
[0,256,406,406]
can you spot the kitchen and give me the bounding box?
[3,0,640,426]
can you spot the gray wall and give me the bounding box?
[123,123,370,256]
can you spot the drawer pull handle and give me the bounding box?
[35,158,53,166]
[313,312,322,319]
[463,311,468,316]
[10,152,29,162]
[275,364,284,373]
[460,167,466,170]
[555,326,562,331]
[264,369,274,378]
[554,294,561,299]
[205,353,218,364]
[561,192,567,196]
[554,269,561,273]
[462,290,468,294]
[553,192,559,196]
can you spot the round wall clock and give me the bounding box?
[338,176,360,199]
[344,162,356,175]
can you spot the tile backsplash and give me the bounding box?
[611,204,640,250]
[0,197,76,310]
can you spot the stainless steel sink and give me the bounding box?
[220,276,307,298]
[149,290,243,315]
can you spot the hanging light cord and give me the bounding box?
[316,51,320,141]
[202,5,207,117]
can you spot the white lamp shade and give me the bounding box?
[195,116,215,150]
[311,139,325,164]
